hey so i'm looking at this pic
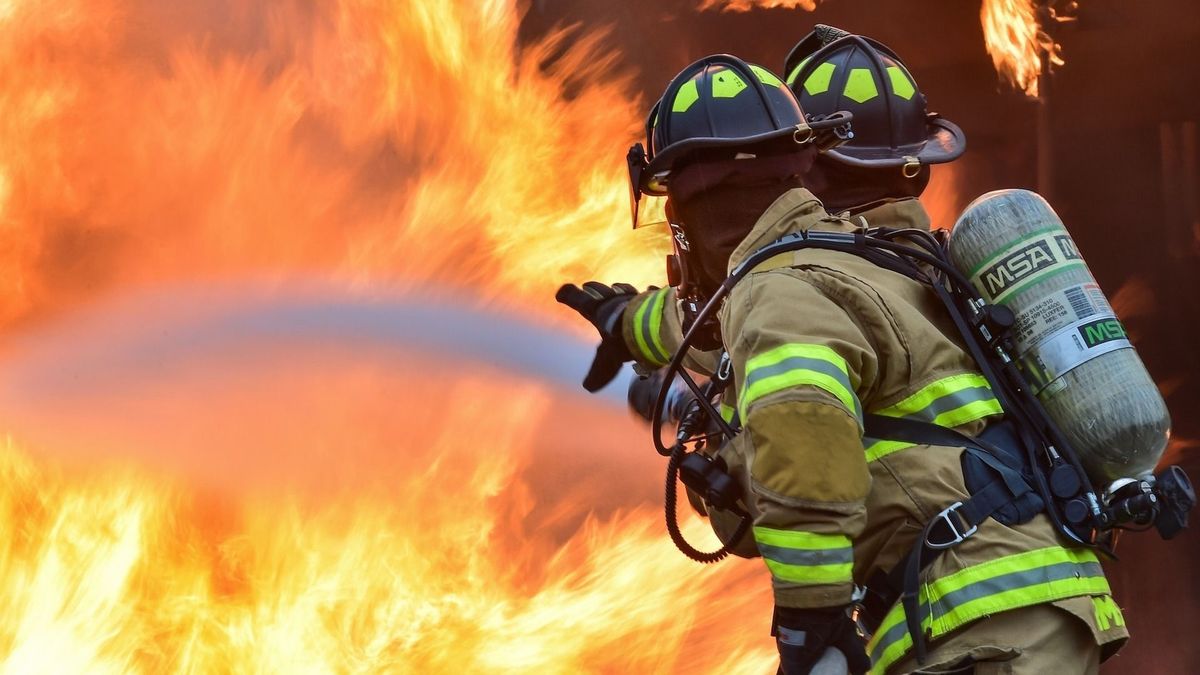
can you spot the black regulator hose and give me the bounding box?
[664,442,751,563]
[661,227,1107,551]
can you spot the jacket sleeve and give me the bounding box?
[724,269,878,609]
[621,286,721,374]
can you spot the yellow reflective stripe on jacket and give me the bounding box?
[719,402,737,424]
[739,343,861,424]
[862,439,912,463]
[753,527,853,585]
[863,373,1003,462]
[631,287,670,366]
[866,546,1110,674]
[876,373,1002,426]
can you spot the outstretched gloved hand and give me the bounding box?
[556,281,639,392]
[774,605,870,675]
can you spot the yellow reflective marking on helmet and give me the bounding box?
[843,68,878,103]
[671,79,700,113]
[711,69,748,98]
[802,62,835,95]
[750,64,783,87]
[786,57,812,86]
[887,66,915,100]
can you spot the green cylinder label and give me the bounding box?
[968,229,1087,304]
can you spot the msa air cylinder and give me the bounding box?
[949,189,1169,485]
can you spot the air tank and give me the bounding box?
[949,189,1170,486]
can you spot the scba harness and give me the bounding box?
[645,224,1195,662]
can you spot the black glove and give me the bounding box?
[774,605,870,675]
[556,282,639,392]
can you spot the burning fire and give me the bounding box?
[980,0,1071,97]
[0,0,783,670]
[0,342,776,672]
[0,0,667,329]
[702,0,1074,98]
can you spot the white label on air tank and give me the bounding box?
[1012,282,1115,352]
[968,229,1088,304]
[1018,313,1133,393]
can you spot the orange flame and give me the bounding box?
[980,0,1067,97]
[0,0,791,670]
[0,356,775,672]
[0,0,667,329]
[700,0,1074,98]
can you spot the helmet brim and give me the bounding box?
[641,127,797,195]
[827,115,965,168]
[640,113,853,196]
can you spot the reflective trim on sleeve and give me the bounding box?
[863,373,1003,462]
[866,546,1111,674]
[631,288,670,366]
[753,527,854,586]
[862,437,913,463]
[739,343,861,424]
[875,373,1002,428]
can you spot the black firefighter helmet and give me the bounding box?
[626,54,851,228]
[783,25,965,177]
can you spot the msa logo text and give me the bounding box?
[1079,318,1126,348]
[1054,235,1081,261]
[980,240,1058,297]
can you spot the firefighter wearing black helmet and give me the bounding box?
[782,25,965,214]
[558,44,1127,675]
[779,27,1129,673]
[561,55,869,672]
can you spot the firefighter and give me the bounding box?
[558,39,1127,675]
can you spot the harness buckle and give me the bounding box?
[925,501,978,550]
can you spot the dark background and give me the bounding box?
[521,1,1200,671]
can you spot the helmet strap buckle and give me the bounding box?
[901,156,921,179]
[792,123,814,145]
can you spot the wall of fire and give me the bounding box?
[523,0,1200,670]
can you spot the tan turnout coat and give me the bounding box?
[621,188,1127,673]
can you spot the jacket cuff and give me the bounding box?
[621,287,671,367]
[773,582,854,609]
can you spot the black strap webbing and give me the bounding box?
[859,414,1036,663]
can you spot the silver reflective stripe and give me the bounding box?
[928,560,1106,617]
[757,543,854,567]
[913,384,996,423]
[868,558,1107,664]
[742,355,861,419]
